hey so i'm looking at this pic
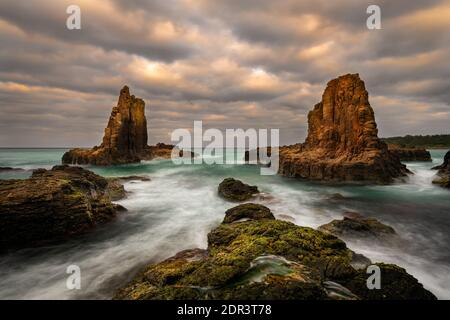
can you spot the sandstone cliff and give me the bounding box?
[62,86,188,165]
[248,74,410,183]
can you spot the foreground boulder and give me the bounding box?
[432,150,450,188]
[223,203,275,223]
[114,205,435,300]
[340,263,436,300]
[0,165,126,252]
[247,74,409,183]
[218,178,259,201]
[387,144,431,162]
[318,212,396,241]
[62,86,190,165]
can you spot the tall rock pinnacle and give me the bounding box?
[277,73,410,183]
[62,86,148,165]
[101,86,148,156]
[62,86,191,165]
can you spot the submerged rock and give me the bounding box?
[114,209,435,300]
[223,203,275,223]
[218,178,259,202]
[432,150,450,188]
[318,212,396,240]
[62,86,192,166]
[0,167,26,172]
[111,175,151,182]
[387,144,431,162]
[0,165,126,252]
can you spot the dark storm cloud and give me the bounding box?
[0,0,449,147]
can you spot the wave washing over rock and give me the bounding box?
[114,203,436,300]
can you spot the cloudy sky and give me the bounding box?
[0,0,449,147]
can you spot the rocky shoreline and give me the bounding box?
[387,144,432,162]
[0,165,127,253]
[432,150,450,188]
[114,199,435,300]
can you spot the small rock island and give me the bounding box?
[247,74,410,183]
[62,86,189,165]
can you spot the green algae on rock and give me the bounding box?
[114,204,436,300]
[0,165,126,252]
[339,263,436,300]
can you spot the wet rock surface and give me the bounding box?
[223,203,275,223]
[0,165,126,252]
[114,205,435,300]
[432,150,450,188]
[318,212,397,240]
[218,178,259,202]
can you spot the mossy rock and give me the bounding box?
[0,165,126,252]
[218,178,259,202]
[223,203,275,223]
[338,263,437,300]
[115,219,356,300]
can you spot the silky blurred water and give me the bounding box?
[0,148,449,299]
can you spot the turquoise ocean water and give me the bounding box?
[0,148,449,299]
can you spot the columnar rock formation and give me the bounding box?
[62,86,188,165]
[276,74,409,183]
[101,86,148,159]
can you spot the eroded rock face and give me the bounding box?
[62,87,191,166]
[432,150,450,188]
[0,165,125,252]
[218,178,259,202]
[114,209,435,300]
[387,144,431,162]
[261,74,409,183]
[62,86,147,165]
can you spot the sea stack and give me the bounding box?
[62,86,189,165]
[277,73,409,183]
[63,86,147,165]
